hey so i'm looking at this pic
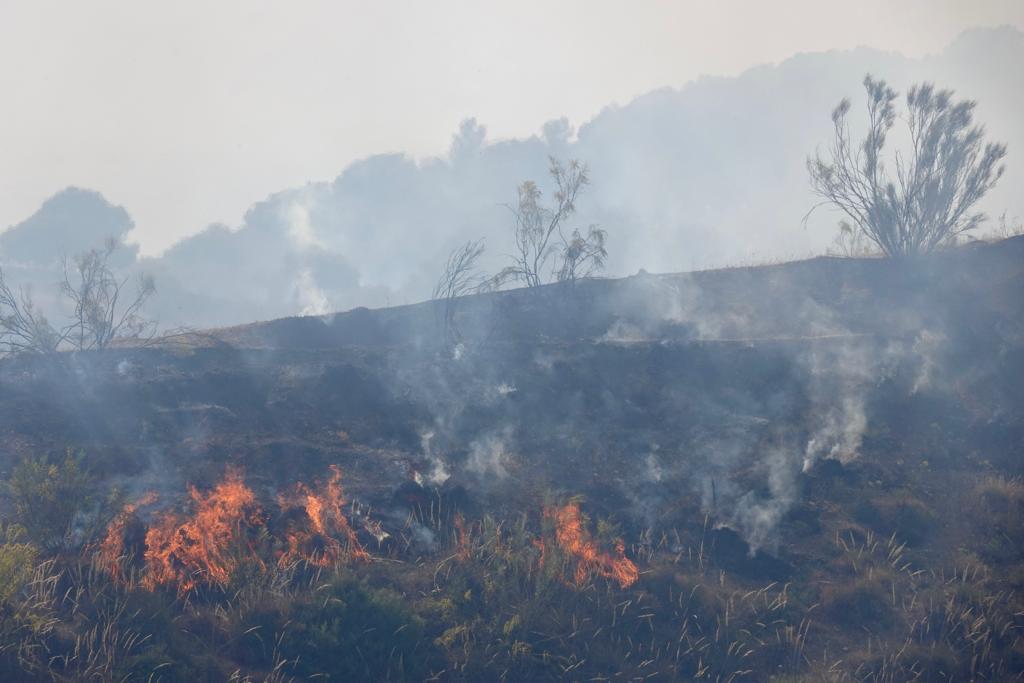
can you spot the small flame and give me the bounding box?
[142,466,263,594]
[98,491,158,584]
[544,502,638,589]
[278,464,368,567]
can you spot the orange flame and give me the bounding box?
[278,464,368,567]
[544,502,638,589]
[142,466,263,594]
[96,465,379,594]
[98,491,158,584]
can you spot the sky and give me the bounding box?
[1,0,1022,256]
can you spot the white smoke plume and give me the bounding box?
[466,428,513,479]
[419,429,451,485]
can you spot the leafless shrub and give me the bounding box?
[2,239,157,357]
[433,239,487,348]
[808,75,1007,257]
[0,270,63,355]
[493,158,606,288]
[61,239,156,351]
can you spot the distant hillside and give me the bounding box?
[3,27,1022,330]
[222,235,1024,352]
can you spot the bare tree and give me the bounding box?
[0,270,63,355]
[495,158,594,287]
[61,239,156,351]
[433,239,487,348]
[808,75,1007,257]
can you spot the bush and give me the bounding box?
[0,527,56,679]
[6,451,94,551]
[822,577,896,631]
[276,579,436,681]
[0,525,36,605]
[964,475,1024,564]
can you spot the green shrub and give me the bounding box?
[0,527,56,679]
[275,579,437,681]
[7,451,94,551]
[965,475,1024,564]
[0,525,36,605]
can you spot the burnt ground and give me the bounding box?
[0,237,1022,681]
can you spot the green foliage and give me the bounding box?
[0,525,36,605]
[6,451,94,550]
[274,579,435,681]
[0,532,57,680]
[964,475,1024,564]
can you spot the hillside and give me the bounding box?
[0,239,1022,681]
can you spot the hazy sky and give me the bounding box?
[2,0,1022,255]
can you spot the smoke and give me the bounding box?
[418,430,450,486]
[911,329,945,394]
[644,452,663,483]
[803,394,867,471]
[466,428,513,479]
[295,268,331,316]
[590,260,944,553]
[728,447,798,554]
[283,200,321,251]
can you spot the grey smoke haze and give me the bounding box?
[1,27,1022,329]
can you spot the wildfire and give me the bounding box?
[277,464,369,567]
[95,467,644,597]
[544,502,639,589]
[97,491,158,584]
[142,466,264,594]
[96,465,376,594]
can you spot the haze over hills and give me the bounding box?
[1,26,1021,329]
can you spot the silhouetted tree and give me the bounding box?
[556,226,607,284]
[808,75,1007,257]
[0,272,63,355]
[61,239,156,351]
[1,239,156,356]
[433,238,487,348]
[495,158,606,287]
